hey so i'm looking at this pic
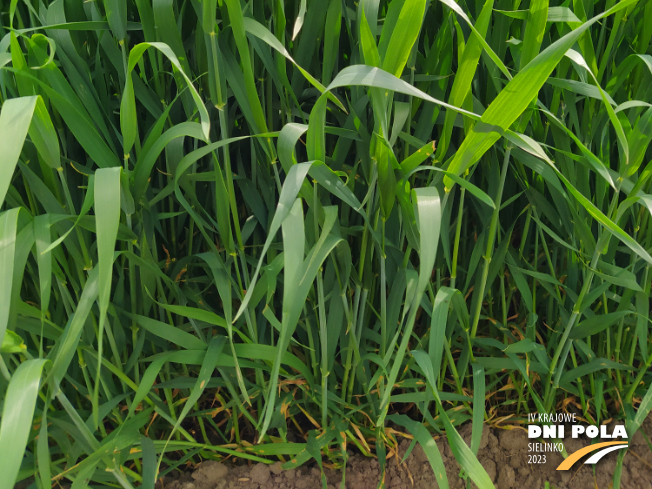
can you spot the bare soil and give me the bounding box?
[159,419,652,489]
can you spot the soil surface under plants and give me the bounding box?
[158,417,652,489]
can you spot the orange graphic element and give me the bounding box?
[556,441,628,470]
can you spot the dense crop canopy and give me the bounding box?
[0,0,651,487]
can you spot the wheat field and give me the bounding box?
[0,0,651,487]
